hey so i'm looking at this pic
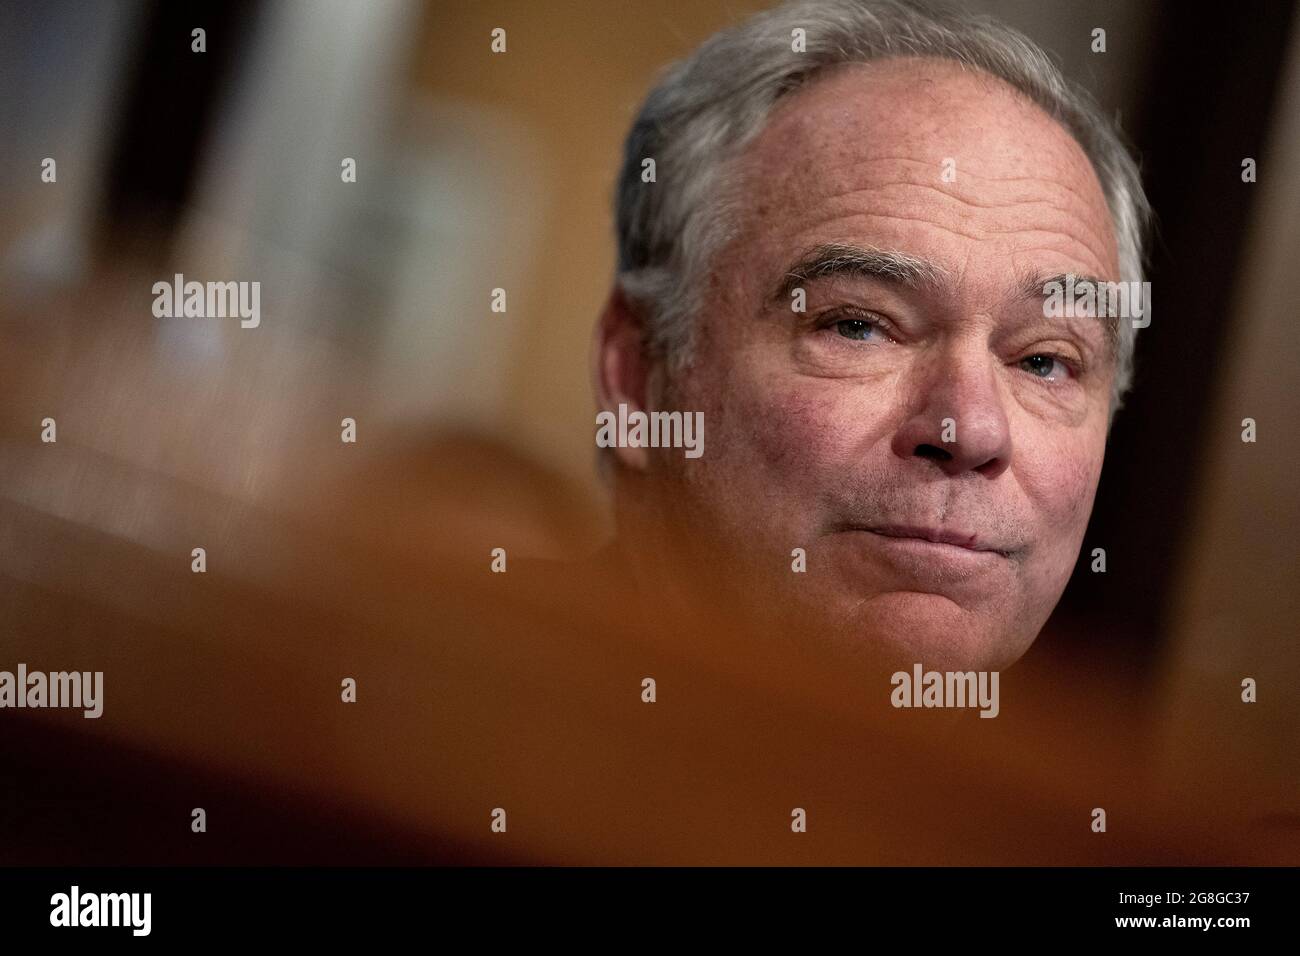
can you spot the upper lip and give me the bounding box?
[864,524,1006,554]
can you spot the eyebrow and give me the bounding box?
[1021,272,1105,300]
[1019,271,1121,356]
[771,242,950,304]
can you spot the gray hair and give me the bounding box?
[615,0,1151,409]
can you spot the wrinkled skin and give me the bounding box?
[599,58,1120,672]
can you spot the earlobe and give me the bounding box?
[591,287,653,471]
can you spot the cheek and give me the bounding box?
[669,356,890,544]
[683,282,882,482]
[704,364,886,489]
[1018,422,1106,551]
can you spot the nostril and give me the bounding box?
[914,443,952,462]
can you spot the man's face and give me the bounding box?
[655,58,1120,671]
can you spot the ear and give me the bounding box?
[591,286,652,471]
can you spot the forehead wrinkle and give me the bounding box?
[791,175,1116,276]
[1013,241,1116,282]
[744,74,1122,276]
[805,152,1109,218]
[790,208,1100,268]
[885,185,1115,269]
[759,148,1117,257]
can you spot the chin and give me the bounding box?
[828,590,1033,672]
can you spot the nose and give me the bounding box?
[890,348,1012,478]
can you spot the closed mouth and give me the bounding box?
[861,524,1011,558]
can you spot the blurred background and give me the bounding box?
[0,0,1297,864]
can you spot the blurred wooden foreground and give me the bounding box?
[0,270,1295,865]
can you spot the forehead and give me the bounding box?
[729,57,1120,286]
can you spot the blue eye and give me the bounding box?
[834,318,878,341]
[1020,354,1063,378]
